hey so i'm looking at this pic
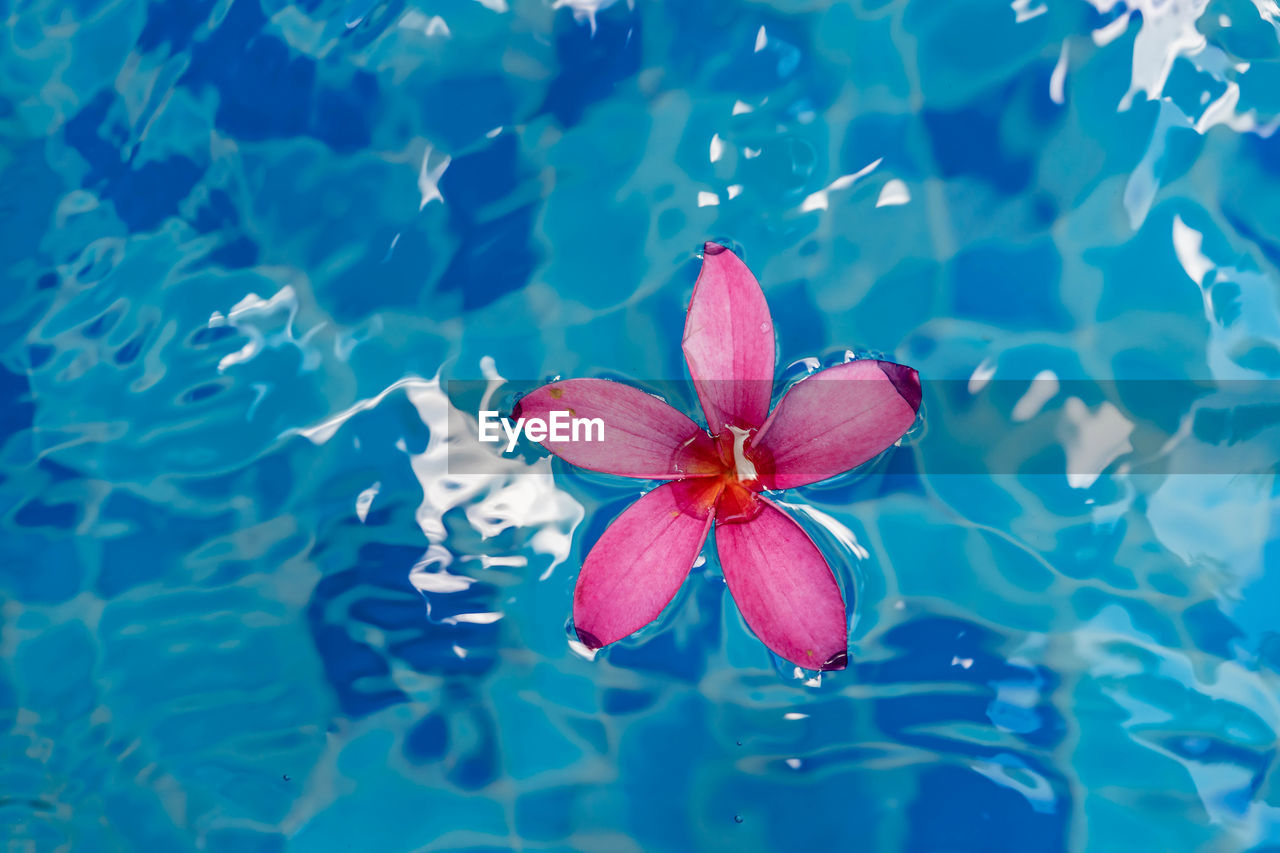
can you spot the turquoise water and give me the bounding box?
[4,0,1280,849]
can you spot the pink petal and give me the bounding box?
[514,378,719,479]
[751,360,920,490]
[681,243,776,434]
[715,498,847,670]
[573,478,720,649]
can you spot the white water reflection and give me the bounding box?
[293,370,582,637]
[1058,397,1133,489]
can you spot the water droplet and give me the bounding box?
[735,739,742,746]
[734,814,744,824]
[759,321,770,333]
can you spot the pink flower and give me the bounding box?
[514,243,920,670]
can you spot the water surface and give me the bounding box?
[3,0,1280,850]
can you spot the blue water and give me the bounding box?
[4,0,1280,850]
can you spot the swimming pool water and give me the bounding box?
[3,0,1280,850]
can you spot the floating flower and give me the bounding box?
[515,243,921,670]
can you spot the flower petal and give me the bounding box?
[514,378,719,479]
[751,360,920,490]
[681,243,776,434]
[715,499,846,670]
[573,479,720,649]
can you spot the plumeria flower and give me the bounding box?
[515,243,921,670]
